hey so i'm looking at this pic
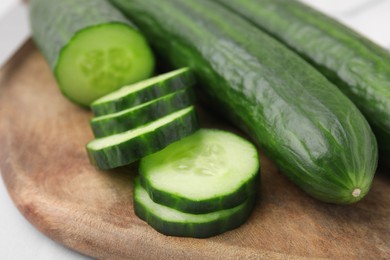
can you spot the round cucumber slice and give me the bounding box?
[86,106,199,170]
[134,178,255,238]
[55,23,155,106]
[140,129,260,214]
[90,88,194,138]
[91,67,194,116]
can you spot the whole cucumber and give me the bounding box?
[110,0,378,203]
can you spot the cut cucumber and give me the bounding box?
[56,24,154,106]
[91,67,194,116]
[134,178,255,238]
[140,129,259,214]
[30,0,155,106]
[90,88,194,137]
[87,106,198,170]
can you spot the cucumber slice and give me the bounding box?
[86,106,199,170]
[140,129,260,214]
[134,178,255,238]
[90,88,194,138]
[91,67,194,116]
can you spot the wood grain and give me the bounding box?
[0,41,389,259]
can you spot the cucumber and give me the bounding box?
[91,68,194,116]
[90,88,194,137]
[87,106,199,170]
[140,129,259,214]
[29,0,155,106]
[134,178,255,238]
[215,0,390,162]
[110,0,378,203]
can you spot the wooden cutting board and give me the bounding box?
[0,41,389,259]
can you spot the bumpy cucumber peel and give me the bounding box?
[215,0,390,165]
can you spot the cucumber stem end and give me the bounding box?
[352,188,361,198]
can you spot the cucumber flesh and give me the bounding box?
[90,88,194,138]
[134,178,255,238]
[56,23,154,106]
[91,67,194,115]
[140,129,259,214]
[86,106,199,169]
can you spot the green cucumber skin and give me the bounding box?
[139,165,259,214]
[90,88,195,138]
[87,108,199,170]
[133,178,255,238]
[215,0,390,161]
[91,69,195,116]
[30,0,134,69]
[110,0,378,203]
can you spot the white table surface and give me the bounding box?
[0,0,29,67]
[1,0,389,259]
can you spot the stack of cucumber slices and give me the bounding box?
[86,67,260,238]
[86,68,199,170]
[136,129,260,238]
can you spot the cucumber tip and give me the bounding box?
[352,188,361,198]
